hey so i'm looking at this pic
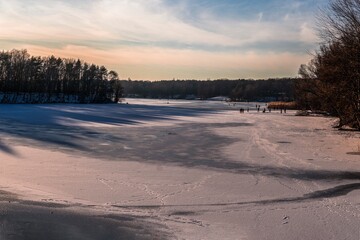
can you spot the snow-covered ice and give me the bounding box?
[0,99,359,239]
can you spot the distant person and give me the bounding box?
[263,108,266,113]
[269,108,271,113]
[284,108,287,113]
[280,108,283,114]
[247,107,249,112]
[257,107,260,112]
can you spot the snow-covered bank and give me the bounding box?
[0,99,359,239]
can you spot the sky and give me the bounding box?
[0,0,328,80]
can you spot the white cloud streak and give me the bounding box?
[0,0,319,48]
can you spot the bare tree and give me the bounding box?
[297,0,360,129]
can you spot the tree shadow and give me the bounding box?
[0,103,221,154]
[32,103,219,126]
[0,140,19,156]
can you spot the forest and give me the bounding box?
[0,49,123,103]
[295,0,360,130]
[121,78,295,102]
[0,49,295,104]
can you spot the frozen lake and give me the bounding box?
[0,99,359,239]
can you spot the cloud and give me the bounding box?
[0,0,237,47]
[0,0,320,50]
[300,23,318,43]
[0,0,326,79]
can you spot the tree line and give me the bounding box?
[121,78,295,102]
[295,0,360,129]
[0,49,123,103]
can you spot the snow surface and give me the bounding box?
[0,99,359,239]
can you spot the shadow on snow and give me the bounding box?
[0,103,359,202]
[0,103,220,155]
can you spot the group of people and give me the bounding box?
[239,104,286,114]
[239,108,249,113]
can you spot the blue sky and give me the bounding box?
[0,0,328,80]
